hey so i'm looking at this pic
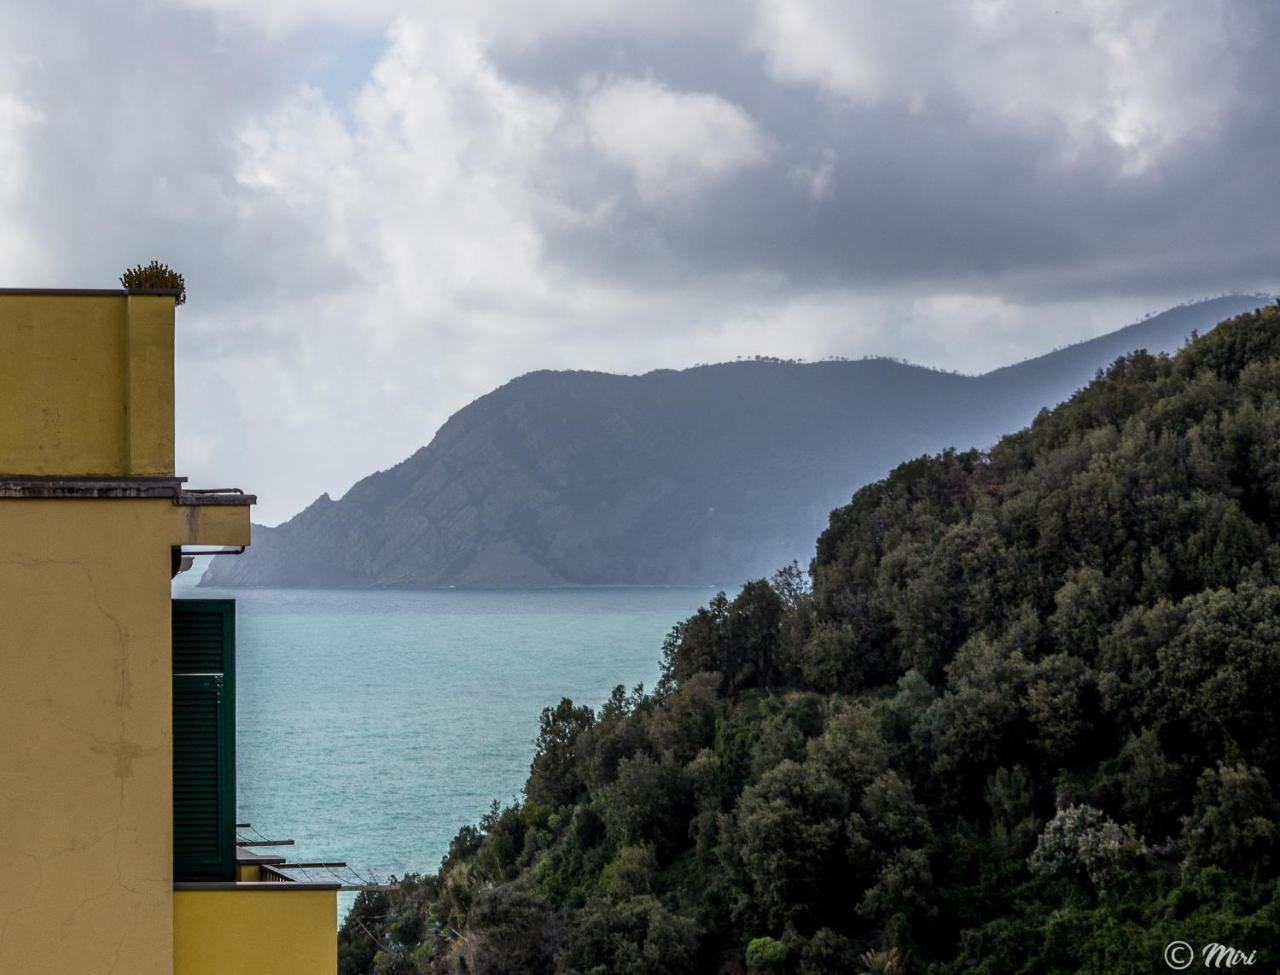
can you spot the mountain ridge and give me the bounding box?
[202,295,1271,589]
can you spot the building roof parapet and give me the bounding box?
[0,287,181,297]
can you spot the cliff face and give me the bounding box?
[203,296,1269,589]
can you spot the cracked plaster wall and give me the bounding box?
[0,498,177,974]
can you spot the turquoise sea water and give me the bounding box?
[170,582,716,918]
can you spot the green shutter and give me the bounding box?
[172,599,236,882]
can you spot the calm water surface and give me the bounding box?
[171,582,716,917]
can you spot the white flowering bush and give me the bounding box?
[1028,805,1146,887]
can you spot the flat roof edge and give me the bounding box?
[0,287,181,297]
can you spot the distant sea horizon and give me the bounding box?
[171,578,718,919]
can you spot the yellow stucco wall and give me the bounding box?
[0,498,250,975]
[176,501,253,548]
[0,292,175,475]
[174,888,338,975]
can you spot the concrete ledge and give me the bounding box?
[0,477,255,506]
[0,476,186,498]
[178,490,259,506]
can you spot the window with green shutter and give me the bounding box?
[172,598,236,882]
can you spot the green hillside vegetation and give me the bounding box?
[339,303,1280,974]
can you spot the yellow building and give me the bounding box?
[0,287,337,974]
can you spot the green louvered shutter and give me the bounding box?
[172,599,236,882]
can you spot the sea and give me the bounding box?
[170,579,718,921]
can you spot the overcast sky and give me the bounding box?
[2,1,1277,523]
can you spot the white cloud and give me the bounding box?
[750,0,1250,171]
[232,19,564,317]
[752,0,891,101]
[582,78,770,201]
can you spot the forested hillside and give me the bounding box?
[205,296,1264,590]
[339,303,1280,974]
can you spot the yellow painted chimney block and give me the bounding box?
[0,289,176,476]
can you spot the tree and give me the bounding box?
[580,685,648,791]
[601,844,658,899]
[807,702,894,799]
[927,634,1031,789]
[1157,585,1280,772]
[1184,762,1278,868]
[846,771,934,921]
[645,672,721,764]
[735,760,848,929]
[557,897,698,975]
[1115,729,1185,840]
[799,929,858,975]
[1027,805,1145,889]
[1047,566,1113,659]
[1025,653,1095,762]
[984,765,1040,860]
[727,580,785,690]
[597,753,689,855]
[120,259,186,305]
[798,620,871,692]
[459,886,558,975]
[526,699,594,807]
[750,711,808,780]
[667,594,730,686]
[745,936,789,973]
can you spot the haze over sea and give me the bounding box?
[171,579,716,915]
